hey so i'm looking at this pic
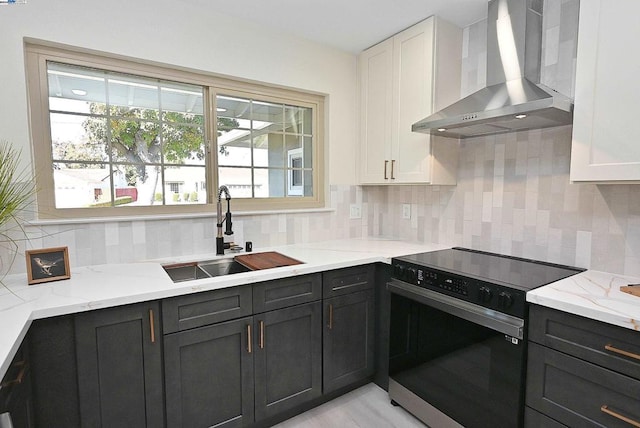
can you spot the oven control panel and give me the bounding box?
[391,260,526,318]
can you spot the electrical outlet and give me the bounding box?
[402,204,411,219]
[350,204,362,219]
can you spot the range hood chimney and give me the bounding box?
[412,0,573,139]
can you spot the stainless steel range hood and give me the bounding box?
[412,0,573,139]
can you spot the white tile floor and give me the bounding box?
[272,383,426,428]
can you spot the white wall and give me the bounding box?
[0,0,359,184]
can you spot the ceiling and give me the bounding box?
[194,0,489,53]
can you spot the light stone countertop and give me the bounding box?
[526,269,640,331]
[0,238,448,379]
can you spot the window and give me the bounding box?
[26,43,324,219]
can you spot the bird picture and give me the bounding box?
[27,247,70,284]
[32,256,64,276]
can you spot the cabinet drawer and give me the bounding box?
[322,265,375,298]
[163,286,252,333]
[529,305,640,379]
[253,274,321,313]
[527,342,640,428]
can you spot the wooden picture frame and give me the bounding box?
[26,246,71,285]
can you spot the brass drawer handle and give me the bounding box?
[259,320,265,349]
[384,160,389,179]
[604,344,640,361]
[328,304,333,330]
[247,324,252,354]
[601,405,640,427]
[1,361,27,387]
[149,309,156,344]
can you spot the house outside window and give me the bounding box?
[26,42,325,219]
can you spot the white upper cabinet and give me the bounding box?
[359,17,462,185]
[570,0,640,182]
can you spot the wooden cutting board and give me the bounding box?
[620,284,640,298]
[234,251,303,271]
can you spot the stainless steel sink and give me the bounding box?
[163,258,251,283]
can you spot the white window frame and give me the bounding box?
[25,41,325,219]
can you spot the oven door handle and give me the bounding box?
[387,280,525,340]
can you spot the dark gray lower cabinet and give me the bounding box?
[164,316,254,428]
[75,302,164,428]
[254,302,322,421]
[322,290,375,393]
[527,305,640,428]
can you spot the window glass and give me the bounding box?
[47,62,205,208]
[216,94,314,199]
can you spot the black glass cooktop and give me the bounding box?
[396,247,584,292]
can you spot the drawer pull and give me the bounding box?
[384,160,389,180]
[259,320,265,349]
[390,159,395,179]
[605,344,640,361]
[149,309,156,343]
[1,361,27,387]
[247,324,252,354]
[601,405,640,427]
[328,304,333,330]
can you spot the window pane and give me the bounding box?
[255,168,286,198]
[254,133,284,168]
[50,113,108,163]
[48,62,106,114]
[219,167,253,198]
[53,162,112,208]
[162,123,205,164]
[108,76,159,111]
[109,119,161,164]
[253,101,283,133]
[161,82,204,118]
[284,105,312,135]
[162,166,207,205]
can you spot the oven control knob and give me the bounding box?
[393,264,405,279]
[405,267,418,283]
[498,292,514,309]
[478,287,493,303]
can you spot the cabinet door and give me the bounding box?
[164,317,254,428]
[254,302,322,421]
[75,302,164,428]
[391,18,434,183]
[570,0,640,181]
[359,38,393,184]
[323,290,375,393]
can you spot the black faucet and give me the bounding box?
[216,185,233,255]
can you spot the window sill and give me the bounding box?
[29,207,336,226]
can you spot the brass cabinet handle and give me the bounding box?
[384,160,389,179]
[259,320,264,349]
[391,159,395,179]
[247,324,252,354]
[1,361,27,387]
[328,304,333,330]
[604,344,640,361]
[601,405,640,427]
[149,309,156,344]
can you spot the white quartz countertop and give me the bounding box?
[527,270,640,331]
[0,238,448,378]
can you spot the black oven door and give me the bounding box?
[388,280,526,428]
